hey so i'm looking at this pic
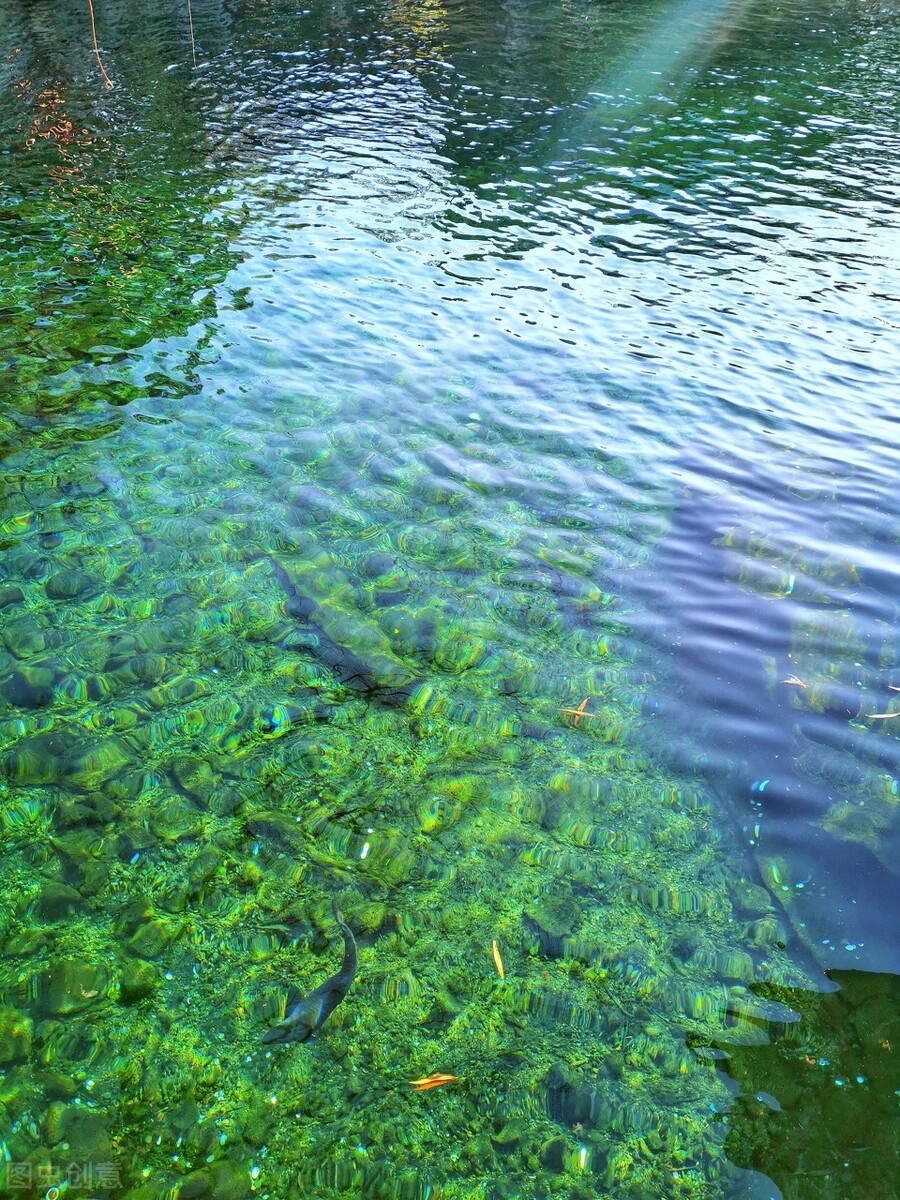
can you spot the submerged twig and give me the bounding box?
[86,0,113,88]
[187,0,197,66]
[561,697,596,725]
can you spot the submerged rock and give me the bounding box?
[45,569,97,601]
[117,958,160,1005]
[34,881,85,922]
[0,666,55,708]
[3,618,49,659]
[0,728,129,789]
[126,915,185,960]
[0,1006,33,1064]
[178,1160,247,1200]
[37,960,111,1016]
[0,583,25,609]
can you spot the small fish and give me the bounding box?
[263,899,357,1045]
[409,1073,457,1091]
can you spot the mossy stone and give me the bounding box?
[178,1160,246,1200]
[70,738,131,788]
[116,825,156,861]
[4,927,47,956]
[35,881,85,921]
[540,1136,568,1172]
[0,667,55,708]
[0,583,25,609]
[171,756,220,802]
[44,1101,69,1145]
[149,796,204,844]
[491,1120,524,1153]
[0,1006,33,1064]
[41,1070,78,1100]
[39,960,110,1015]
[3,619,48,659]
[188,846,224,893]
[361,551,396,579]
[127,916,184,959]
[118,958,160,1005]
[60,1110,112,1160]
[45,569,97,601]
[246,810,305,853]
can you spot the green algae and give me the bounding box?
[0,409,814,1199]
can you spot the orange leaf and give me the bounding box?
[409,1073,457,1091]
[491,939,505,980]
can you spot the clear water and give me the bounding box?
[1,1,897,1198]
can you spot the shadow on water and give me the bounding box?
[630,459,900,978]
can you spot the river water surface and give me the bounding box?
[1,2,898,1199]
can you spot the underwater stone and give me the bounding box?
[3,927,47,956]
[0,667,55,708]
[0,1006,33,1064]
[126,915,184,959]
[38,960,110,1015]
[171,756,220,802]
[105,769,145,802]
[160,881,192,913]
[40,1070,78,1100]
[742,916,788,949]
[0,583,25,609]
[491,1120,524,1153]
[188,846,224,894]
[731,880,775,915]
[523,896,582,956]
[117,959,160,1005]
[59,1110,112,1161]
[246,810,306,854]
[44,1101,69,1145]
[540,1136,568,1173]
[431,627,489,674]
[361,551,396,578]
[3,619,48,659]
[45,569,97,601]
[34,881,85,922]
[178,1160,247,1200]
[70,738,131,788]
[0,729,82,786]
[149,796,205,844]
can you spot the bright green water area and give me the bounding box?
[1,2,898,1199]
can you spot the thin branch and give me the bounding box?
[86,0,113,88]
[187,0,197,67]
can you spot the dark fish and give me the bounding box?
[263,901,357,1045]
[268,556,418,706]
